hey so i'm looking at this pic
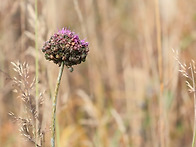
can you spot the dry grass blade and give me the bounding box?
[77,89,100,121]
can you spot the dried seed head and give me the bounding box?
[41,28,89,70]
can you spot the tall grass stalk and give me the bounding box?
[190,63,196,147]
[35,0,39,145]
[154,0,166,146]
[51,62,65,147]
[73,0,87,37]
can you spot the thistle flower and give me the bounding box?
[41,28,89,70]
[41,28,89,147]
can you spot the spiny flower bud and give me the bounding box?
[41,28,89,70]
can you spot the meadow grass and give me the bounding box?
[1,0,196,147]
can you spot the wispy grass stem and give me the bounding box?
[35,0,39,146]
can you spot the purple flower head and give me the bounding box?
[41,28,89,70]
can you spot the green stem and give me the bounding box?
[51,62,65,147]
[192,126,196,147]
[35,0,39,146]
[191,63,196,147]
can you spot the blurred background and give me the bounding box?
[0,0,196,147]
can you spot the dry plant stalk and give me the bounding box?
[34,0,39,146]
[154,0,166,146]
[9,62,44,147]
[174,50,196,147]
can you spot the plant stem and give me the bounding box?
[193,117,196,147]
[51,62,64,147]
[191,63,196,147]
[154,0,166,146]
[35,0,39,146]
